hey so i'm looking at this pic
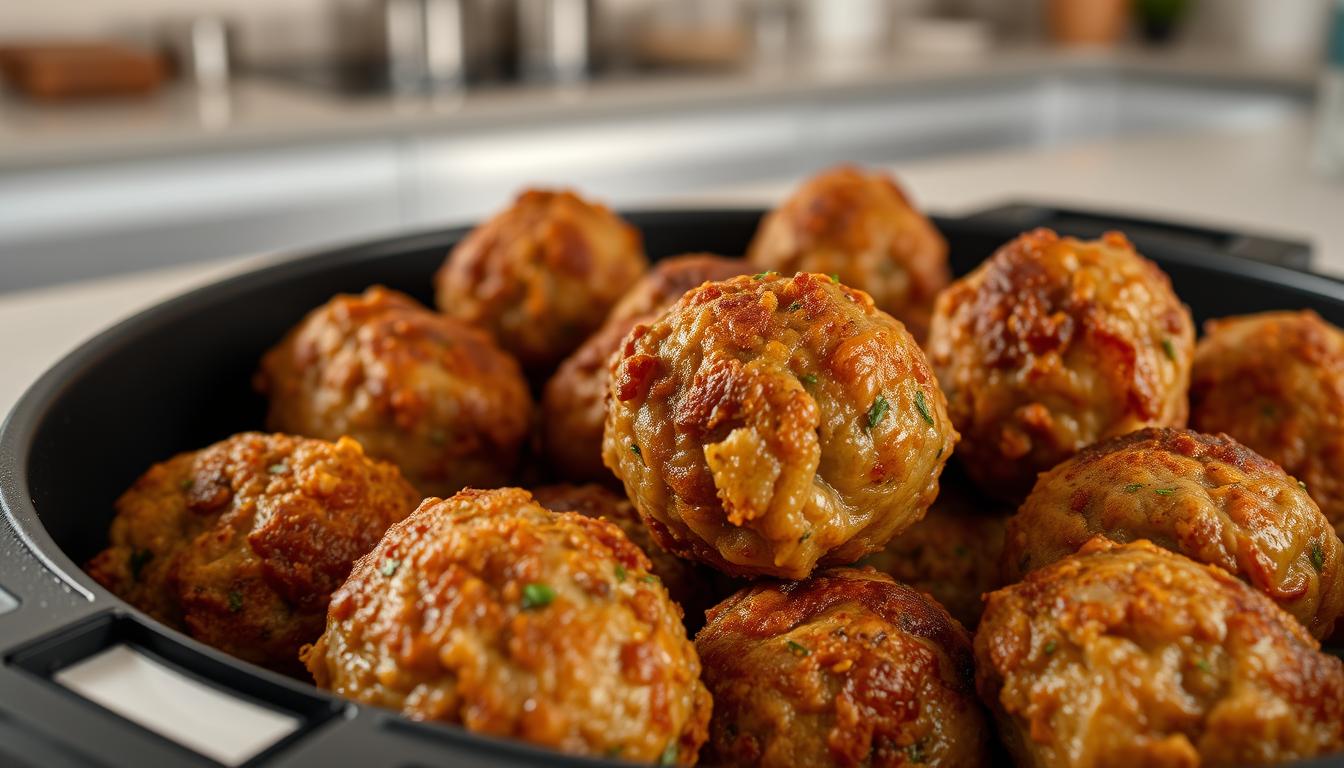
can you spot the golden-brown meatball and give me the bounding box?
[86,433,419,676]
[434,188,648,372]
[927,229,1194,502]
[858,481,1007,629]
[696,567,990,767]
[746,166,950,341]
[256,286,531,498]
[1191,310,1344,538]
[531,483,720,631]
[541,254,749,483]
[1002,427,1344,638]
[303,488,710,763]
[977,538,1344,768]
[603,272,957,579]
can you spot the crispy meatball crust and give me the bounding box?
[696,567,990,768]
[1191,310,1344,538]
[302,488,710,763]
[927,229,1194,501]
[85,433,419,676]
[256,286,531,498]
[603,271,957,579]
[434,188,648,372]
[531,483,719,631]
[746,166,950,341]
[542,254,750,483]
[977,538,1344,768]
[859,482,1007,629]
[1002,427,1344,639]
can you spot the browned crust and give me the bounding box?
[85,432,420,676]
[433,188,648,371]
[304,487,710,762]
[976,538,1344,767]
[747,165,950,340]
[256,286,532,497]
[927,228,1194,501]
[603,271,956,579]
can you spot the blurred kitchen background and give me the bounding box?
[1,0,1343,292]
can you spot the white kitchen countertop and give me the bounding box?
[0,44,1317,173]
[1,116,1341,418]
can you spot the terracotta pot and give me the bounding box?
[1047,0,1131,46]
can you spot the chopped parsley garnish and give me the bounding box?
[1043,639,1057,655]
[906,743,926,764]
[629,443,644,466]
[129,549,152,581]
[866,395,889,430]
[659,741,679,765]
[178,477,194,492]
[639,574,659,584]
[1153,488,1177,496]
[227,590,244,613]
[1195,658,1213,673]
[267,462,288,475]
[913,390,935,427]
[799,530,813,543]
[1161,337,1177,362]
[1299,480,1309,492]
[752,270,773,280]
[1311,542,1325,572]
[380,558,400,577]
[786,640,811,657]
[800,373,819,386]
[614,564,627,582]
[787,301,803,312]
[521,582,556,610]
[829,273,840,284]
[1123,483,1144,493]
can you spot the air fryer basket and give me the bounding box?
[1,206,1341,768]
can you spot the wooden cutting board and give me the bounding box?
[0,42,167,100]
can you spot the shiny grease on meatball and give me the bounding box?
[696,567,990,768]
[746,166,950,341]
[977,538,1344,768]
[1191,310,1344,537]
[542,254,749,483]
[1002,427,1344,639]
[86,433,419,676]
[434,188,648,372]
[531,482,721,630]
[604,271,956,579]
[256,286,531,498]
[303,488,710,763]
[858,480,1007,629]
[927,228,1194,501]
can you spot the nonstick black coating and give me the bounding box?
[3,207,1344,768]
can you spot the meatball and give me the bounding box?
[542,254,749,483]
[858,481,1007,629]
[746,166,950,341]
[434,188,648,372]
[1191,310,1344,537]
[696,567,990,768]
[927,228,1194,501]
[85,433,419,676]
[531,483,720,630]
[256,286,531,498]
[977,538,1344,767]
[303,488,710,763]
[1002,427,1344,638]
[603,271,957,579]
